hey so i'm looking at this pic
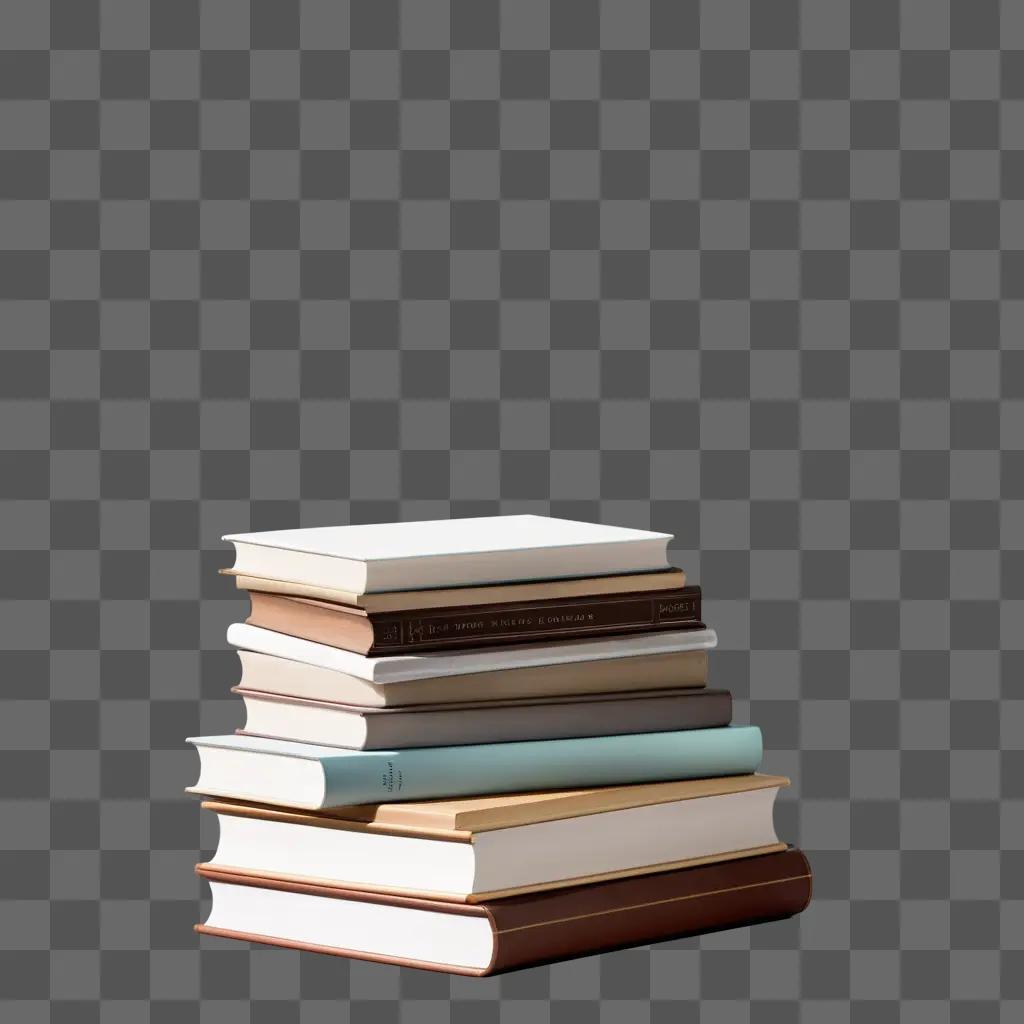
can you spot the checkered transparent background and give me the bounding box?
[2,0,1022,1020]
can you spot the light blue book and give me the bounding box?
[187,727,763,809]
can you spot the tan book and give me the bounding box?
[237,647,709,707]
[199,774,790,902]
[222,567,687,613]
[207,772,787,834]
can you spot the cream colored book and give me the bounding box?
[222,567,686,612]
[227,622,719,683]
[199,774,789,902]
[187,726,763,810]
[223,515,671,594]
[236,648,709,707]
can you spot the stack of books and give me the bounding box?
[188,515,811,975]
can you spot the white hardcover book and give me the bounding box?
[227,622,719,683]
[202,775,787,901]
[223,515,671,594]
[235,647,710,708]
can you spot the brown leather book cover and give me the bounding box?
[246,586,703,656]
[195,849,812,976]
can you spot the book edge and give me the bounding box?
[222,519,672,560]
[195,843,791,905]
[200,773,790,833]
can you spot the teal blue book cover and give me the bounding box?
[190,726,763,808]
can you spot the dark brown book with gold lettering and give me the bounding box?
[245,586,703,656]
[195,848,812,976]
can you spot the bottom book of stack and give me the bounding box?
[195,775,812,975]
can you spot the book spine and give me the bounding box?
[486,850,812,974]
[320,725,762,808]
[371,589,702,651]
[361,690,733,749]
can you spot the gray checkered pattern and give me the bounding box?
[2,0,1020,1018]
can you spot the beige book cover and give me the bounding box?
[222,567,686,612]
[203,773,789,838]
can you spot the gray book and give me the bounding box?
[233,687,733,751]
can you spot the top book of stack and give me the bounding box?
[224,515,672,596]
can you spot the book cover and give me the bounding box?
[223,567,688,612]
[187,725,764,809]
[203,773,789,836]
[245,586,703,656]
[224,515,671,593]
